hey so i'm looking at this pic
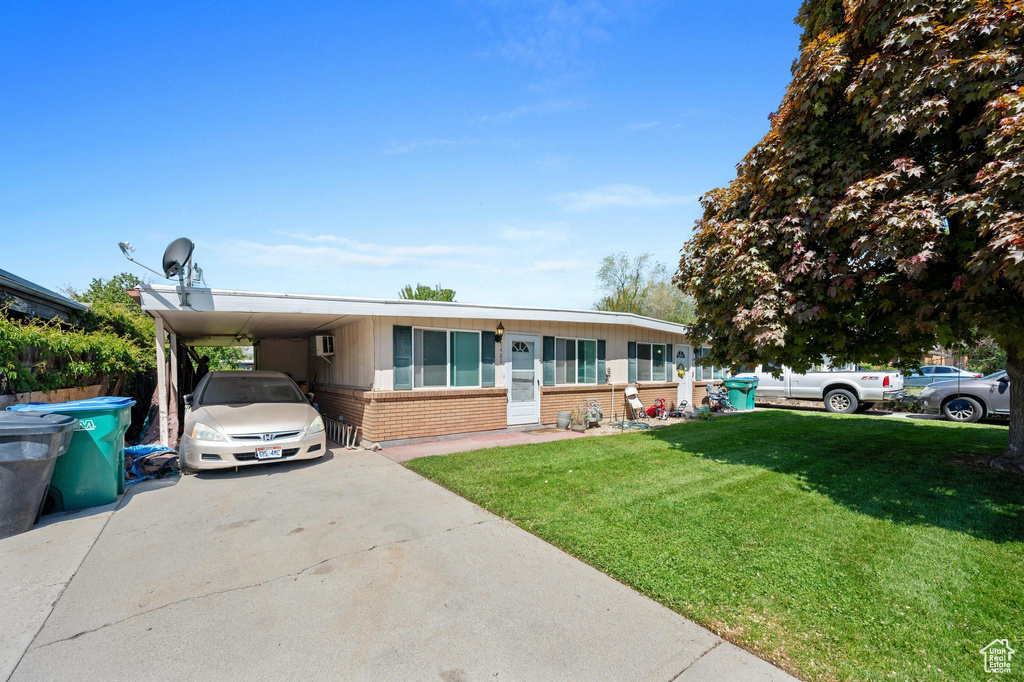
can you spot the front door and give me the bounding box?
[675,345,692,409]
[506,333,540,425]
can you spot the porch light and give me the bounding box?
[495,321,505,342]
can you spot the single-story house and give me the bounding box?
[135,284,719,445]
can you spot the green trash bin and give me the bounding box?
[7,397,135,512]
[745,377,759,410]
[723,377,756,411]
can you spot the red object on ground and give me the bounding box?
[646,398,666,417]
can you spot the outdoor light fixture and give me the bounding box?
[495,321,505,342]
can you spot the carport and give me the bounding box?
[133,285,367,445]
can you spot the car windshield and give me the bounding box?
[198,375,305,406]
[983,371,1008,381]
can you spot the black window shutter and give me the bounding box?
[597,340,606,384]
[542,336,555,386]
[627,341,637,383]
[481,332,495,387]
[393,325,412,390]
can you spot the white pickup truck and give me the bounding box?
[735,364,906,413]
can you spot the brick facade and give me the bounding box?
[540,382,681,423]
[314,384,506,443]
[315,380,706,443]
[692,380,723,408]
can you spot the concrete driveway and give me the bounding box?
[3,446,794,681]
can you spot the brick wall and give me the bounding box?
[540,382,681,424]
[692,380,722,408]
[368,388,507,442]
[314,384,507,443]
[316,381,693,443]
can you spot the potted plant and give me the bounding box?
[569,405,587,432]
[557,410,572,430]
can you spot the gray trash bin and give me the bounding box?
[0,411,77,539]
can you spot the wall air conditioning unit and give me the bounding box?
[313,335,335,359]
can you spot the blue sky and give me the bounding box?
[1,1,802,309]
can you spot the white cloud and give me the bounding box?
[473,0,648,71]
[498,224,568,242]
[477,98,582,122]
[382,138,462,155]
[554,183,695,211]
[625,120,661,131]
[279,232,498,258]
[529,259,586,272]
[212,240,405,268]
[214,234,500,271]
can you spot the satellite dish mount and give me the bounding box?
[162,238,196,307]
[118,237,201,308]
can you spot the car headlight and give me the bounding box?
[306,415,325,434]
[919,387,936,399]
[191,422,225,442]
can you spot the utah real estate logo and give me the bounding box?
[980,639,1015,675]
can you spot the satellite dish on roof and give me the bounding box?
[162,238,195,278]
[117,237,203,308]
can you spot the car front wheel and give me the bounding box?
[942,396,983,423]
[824,389,859,414]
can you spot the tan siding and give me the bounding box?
[309,317,374,389]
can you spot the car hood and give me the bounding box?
[925,378,993,392]
[194,403,315,435]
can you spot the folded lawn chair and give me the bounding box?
[625,386,648,420]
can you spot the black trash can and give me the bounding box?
[0,411,78,539]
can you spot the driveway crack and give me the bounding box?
[667,640,721,682]
[27,518,494,652]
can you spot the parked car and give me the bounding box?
[917,371,1010,422]
[736,363,905,413]
[178,370,326,471]
[903,365,983,387]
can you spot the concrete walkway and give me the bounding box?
[2,446,796,681]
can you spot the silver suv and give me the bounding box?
[917,371,1010,422]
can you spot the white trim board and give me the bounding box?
[136,284,691,336]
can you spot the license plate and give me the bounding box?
[255,445,283,460]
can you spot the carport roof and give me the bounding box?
[135,284,691,342]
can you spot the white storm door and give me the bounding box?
[506,334,540,425]
[675,345,692,409]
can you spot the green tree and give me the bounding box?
[966,338,1007,377]
[596,252,695,324]
[676,2,1024,465]
[195,346,250,370]
[66,273,155,370]
[398,283,456,301]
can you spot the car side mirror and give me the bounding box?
[998,376,1010,384]
[184,394,193,407]
[305,392,315,402]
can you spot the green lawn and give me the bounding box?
[406,410,1022,682]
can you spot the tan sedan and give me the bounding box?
[179,371,327,471]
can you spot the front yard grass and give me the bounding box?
[406,410,1022,681]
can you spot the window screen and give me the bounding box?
[414,329,447,388]
[577,339,597,384]
[652,344,665,381]
[637,343,652,381]
[555,338,576,384]
[449,331,480,387]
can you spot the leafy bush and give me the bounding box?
[0,311,151,394]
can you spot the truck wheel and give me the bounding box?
[824,389,859,414]
[942,397,983,423]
